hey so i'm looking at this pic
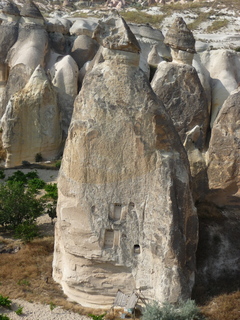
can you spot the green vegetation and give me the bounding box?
[121,11,165,26]
[0,295,12,309]
[17,279,30,286]
[0,170,5,180]
[49,301,57,311]
[142,300,205,320]
[15,305,23,315]
[0,315,10,320]
[0,181,44,229]
[206,19,229,33]
[44,183,58,201]
[35,152,43,162]
[187,12,213,31]
[0,170,57,241]
[55,160,62,169]
[88,313,106,320]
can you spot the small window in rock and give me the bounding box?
[113,203,122,220]
[91,205,95,214]
[134,244,140,254]
[104,230,114,249]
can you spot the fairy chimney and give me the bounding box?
[53,12,198,309]
[164,17,195,65]
[2,0,20,22]
[20,0,44,25]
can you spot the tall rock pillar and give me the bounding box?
[53,12,198,308]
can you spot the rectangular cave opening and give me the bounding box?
[103,229,114,249]
[134,244,141,254]
[113,203,122,221]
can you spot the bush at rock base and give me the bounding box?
[142,300,205,320]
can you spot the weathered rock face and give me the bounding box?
[164,17,195,54]
[0,21,19,62]
[50,55,79,139]
[192,87,240,299]
[164,17,195,66]
[7,24,49,70]
[53,14,198,309]
[207,88,240,208]
[70,35,99,70]
[194,50,240,127]
[151,62,209,149]
[1,65,62,167]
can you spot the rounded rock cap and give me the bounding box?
[164,17,195,53]
[20,0,43,19]
[2,0,20,16]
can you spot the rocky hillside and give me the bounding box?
[0,0,239,312]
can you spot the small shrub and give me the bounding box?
[142,300,205,320]
[27,178,46,191]
[0,294,12,309]
[55,160,61,169]
[7,170,27,185]
[49,301,56,311]
[0,170,5,180]
[43,183,58,201]
[26,171,39,180]
[14,222,39,242]
[15,306,23,315]
[35,153,43,162]
[0,315,10,320]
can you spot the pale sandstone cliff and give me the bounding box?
[53,12,198,308]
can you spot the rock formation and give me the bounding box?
[1,65,62,167]
[50,55,79,139]
[207,88,240,208]
[193,88,240,295]
[53,12,198,308]
[151,18,209,150]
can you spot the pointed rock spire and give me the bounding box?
[2,0,20,16]
[20,0,43,19]
[92,11,140,53]
[164,17,195,53]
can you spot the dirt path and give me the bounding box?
[1,299,91,320]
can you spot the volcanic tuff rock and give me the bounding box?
[70,35,99,69]
[164,17,195,54]
[1,65,62,167]
[50,55,79,139]
[207,88,240,208]
[53,13,198,308]
[151,62,209,149]
[194,50,240,127]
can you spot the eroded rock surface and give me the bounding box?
[207,88,240,208]
[151,62,209,149]
[1,65,62,167]
[53,13,198,309]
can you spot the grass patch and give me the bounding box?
[0,236,108,317]
[201,291,240,320]
[121,11,165,26]
[205,19,229,33]
[187,12,213,30]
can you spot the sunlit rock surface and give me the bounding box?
[53,13,198,309]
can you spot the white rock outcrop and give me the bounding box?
[53,13,198,309]
[50,55,79,138]
[1,65,62,167]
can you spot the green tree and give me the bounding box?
[0,181,44,229]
